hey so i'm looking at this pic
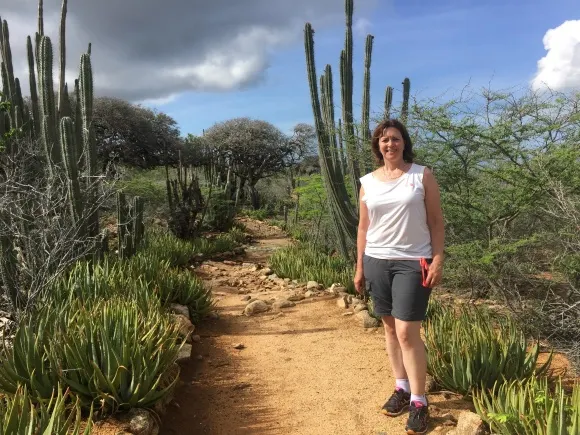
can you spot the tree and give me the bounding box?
[92,97,182,173]
[203,117,309,209]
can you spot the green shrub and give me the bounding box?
[473,377,579,434]
[269,242,355,293]
[424,300,552,396]
[0,385,91,434]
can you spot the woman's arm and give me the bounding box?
[355,185,369,293]
[423,168,445,286]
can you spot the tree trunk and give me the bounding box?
[249,183,260,210]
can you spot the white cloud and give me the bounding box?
[532,20,580,91]
[1,0,376,102]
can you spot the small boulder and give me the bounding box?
[272,299,296,309]
[243,300,269,316]
[306,281,319,290]
[337,296,349,309]
[171,314,194,341]
[168,303,190,320]
[304,290,316,298]
[447,411,486,435]
[176,344,193,363]
[127,409,159,435]
[287,294,305,302]
[355,310,380,328]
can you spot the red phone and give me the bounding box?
[420,258,431,288]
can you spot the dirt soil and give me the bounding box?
[159,218,474,435]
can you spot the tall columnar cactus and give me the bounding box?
[60,116,82,226]
[304,22,358,260]
[304,0,412,260]
[360,34,374,175]
[339,0,361,202]
[401,77,410,124]
[384,86,393,120]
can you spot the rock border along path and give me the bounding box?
[159,219,482,435]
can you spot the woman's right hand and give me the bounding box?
[354,268,365,295]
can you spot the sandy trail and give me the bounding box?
[160,220,467,435]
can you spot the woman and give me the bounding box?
[354,119,444,435]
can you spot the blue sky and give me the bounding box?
[146,0,580,137]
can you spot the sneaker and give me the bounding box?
[405,401,429,434]
[381,388,411,416]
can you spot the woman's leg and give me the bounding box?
[394,319,427,398]
[382,315,407,380]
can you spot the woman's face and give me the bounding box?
[379,127,405,163]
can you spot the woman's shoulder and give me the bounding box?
[359,171,378,184]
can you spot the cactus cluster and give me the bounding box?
[304,0,411,260]
[0,0,144,309]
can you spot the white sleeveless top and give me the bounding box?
[360,163,432,260]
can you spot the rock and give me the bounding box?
[168,303,190,320]
[283,278,291,283]
[223,260,236,266]
[355,310,380,328]
[191,335,201,343]
[127,409,159,435]
[272,300,296,309]
[171,314,194,341]
[337,295,349,309]
[342,312,354,316]
[195,354,203,361]
[353,304,368,313]
[304,290,316,298]
[268,274,278,281]
[176,344,192,363]
[425,374,437,392]
[233,343,245,350]
[287,294,305,302]
[243,300,269,316]
[441,412,457,426]
[241,295,252,301]
[447,411,486,435]
[306,281,319,289]
[261,267,273,275]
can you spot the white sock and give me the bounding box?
[395,379,410,393]
[410,394,427,406]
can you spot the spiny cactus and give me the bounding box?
[401,77,410,124]
[304,21,358,260]
[384,86,393,120]
[304,0,412,260]
[361,34,374,175]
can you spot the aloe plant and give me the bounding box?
[424,300,553,396]
[0,384,91,435]
[48,298,183,412]
[473,377,580,435]
[270,242,356,293]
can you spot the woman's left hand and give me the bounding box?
[425,259,443,288]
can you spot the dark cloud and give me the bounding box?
[1,0,377,102]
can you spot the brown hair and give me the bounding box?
[370,119,415,164]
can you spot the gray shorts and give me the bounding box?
[363,254,432,322]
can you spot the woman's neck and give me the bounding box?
[383,160,407,172]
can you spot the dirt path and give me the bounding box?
[159,219,468,435]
